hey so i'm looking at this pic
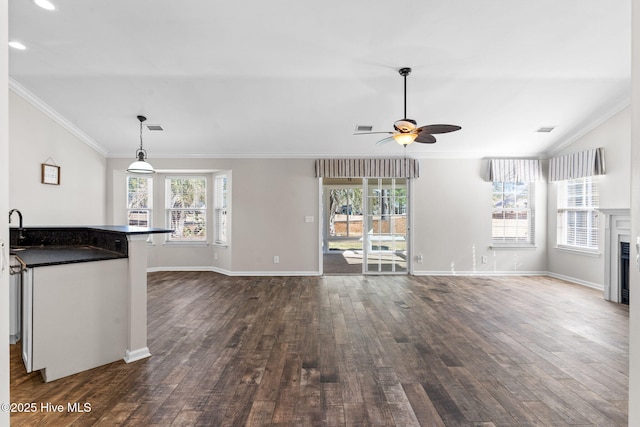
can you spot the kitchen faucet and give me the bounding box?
[9,209,26,242]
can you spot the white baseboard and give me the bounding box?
[147,266,227,274]
[412,270,548,277]
[124,347,151,363]
[545,272,604,291]
[147,266,321,277]
[412,270,604,291]
[9,334,20,345]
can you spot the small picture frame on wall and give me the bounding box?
[41,163,60,185]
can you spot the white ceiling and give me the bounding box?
[8,0,631,159]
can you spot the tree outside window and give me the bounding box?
[166,177,207,242]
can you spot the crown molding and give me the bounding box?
[9,78,109,156]
[544,96,631,158]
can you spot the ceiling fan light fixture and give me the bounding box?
[393,133,417,146]
[127,115,156,174]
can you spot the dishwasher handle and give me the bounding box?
[9,256,26,275]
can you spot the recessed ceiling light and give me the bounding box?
[536,126,555,133]
[8,41,27,50]
[34,0,55,10]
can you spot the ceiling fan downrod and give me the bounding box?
[399,67,411,119]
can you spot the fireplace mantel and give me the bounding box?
[600,209,631,302]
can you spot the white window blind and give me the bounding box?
[166,176,207,242]
[126,175,152,227]
[214,175,228,245]
[557,176,599,250]
[491,182,534,246]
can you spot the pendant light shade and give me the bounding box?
[127,115,155,174]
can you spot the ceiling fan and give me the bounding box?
[354,67,461,146]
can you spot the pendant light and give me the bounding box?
[127,115,155,174]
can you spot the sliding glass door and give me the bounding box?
[363,178,408,273]
[322,177,409,275]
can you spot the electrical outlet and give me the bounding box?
[214,253,218,260]
[273,255,279,264]
[416,254,423,263]
[481,256,488,264]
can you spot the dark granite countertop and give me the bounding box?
[8,225,172,268]
[10,246,127,268]
[10,225,174,235]
[86,225,174,235]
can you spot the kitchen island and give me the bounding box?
[10,226,172,382]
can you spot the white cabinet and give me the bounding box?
[22,259,128,382]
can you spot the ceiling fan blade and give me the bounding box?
[353,131,393,135]
[376,136,395,145]
[416,124,461,134]
[414,133,437,144]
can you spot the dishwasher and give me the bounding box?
[9,255,25,344]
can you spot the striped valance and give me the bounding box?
[549,147,605,182]
[315,158,419,178]
[486,158,541,182]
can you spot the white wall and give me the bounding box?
[229,159,319,274]
[109,157,551,276]
[106,157,320,275]
[9,91,107,226]
[412,158,548,274]
[546,106,631,288]
[1,0,11,422]
[628,0,640,422]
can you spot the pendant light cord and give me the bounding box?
[136,115,148,158]
[139,119,144,151]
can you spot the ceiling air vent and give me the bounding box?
[536,126,555,133]
[146,124,164,131]
[356,125,373,132]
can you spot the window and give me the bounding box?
[491,182,534,246]
[126,176,152,227]
[166,176,207,242]
[557,176,599,250]
[214,175,228,245]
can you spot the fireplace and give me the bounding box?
[621,241,630,304]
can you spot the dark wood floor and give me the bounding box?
[10,273,629,426]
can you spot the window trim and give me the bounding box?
[214,174,229,246]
